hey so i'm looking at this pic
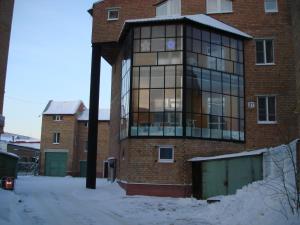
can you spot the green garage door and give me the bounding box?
[199,155,263,199]
[45,152,68,177]
[80,161,87,177]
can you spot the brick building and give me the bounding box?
[87,0,300,197]
[40,100,110,177]
[0,0,14,133]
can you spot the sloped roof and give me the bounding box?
[188,148,267,162]
[77,109,110,121]
[43,100,83,115]
[9,143,40,151]
[120,14,252,40]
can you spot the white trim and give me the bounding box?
[264,0,278,13]
[53,115,63,121]
[158,146,174,163]
[107,8,119,21]
[52,132,60,144]
[255,39,275,65]
[206,0,233,14]
[257,96,277,124]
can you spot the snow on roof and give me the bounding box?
[121,14,252,39]
[77,109,110,121]
[0,150,19,159]
[43,100,83,115]
[188,148,267,162]
[0,133,39,143]
[9,143,40,151]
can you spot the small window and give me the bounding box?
[53,115,63,121]
[255,39,274,65]
[107,8,119,21]
[158,146,174,163]
[206,0,233,14]
[257,96,276,124]
[264,0,278,12]
[156,0,181,17]
[53,133,60,144]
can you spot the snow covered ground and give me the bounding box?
[0,176,299,225]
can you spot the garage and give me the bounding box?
[190,149,264,199]
[45,152,68,177]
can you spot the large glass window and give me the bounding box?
[121,23,245,141]
[186,25,245,141]
[131,25,183,137]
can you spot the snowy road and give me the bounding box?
[0,176,298,225]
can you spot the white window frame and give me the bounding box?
[257,95,277,124]
[206,0,233,14]
[255,39,275,65]
[264,0,278,13]
[53,115,62,121]
[107,8,120,21]
[158,146,174,163]
[53,132,60,144]
[156,0,181,17]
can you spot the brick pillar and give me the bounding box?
[86,44,101,189]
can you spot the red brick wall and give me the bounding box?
[93,0,299,193]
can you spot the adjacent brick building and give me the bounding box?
[0,0,14,133]
[40,100,110,177]
[87,0,300,197]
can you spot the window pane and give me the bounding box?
[140,67,150,88]
[223,73,231,95]
[256,40,265,64]
[221,0,233,12]
[210,115,222,139]
[132,67,139,89]
[158,52,182,65]
[192,90,202,113]
[166,38,176,51]
[160,147,173,160]
[202,41,211,55]
[231,75,239,96]
[134,40,140,52]
[150,89,164,111]
[211,33,221,44]
[223,117,231,139]
[176,89,182,111]
[211,94,223,116]
[223,95,231,117]
[202,115,210,138]
[211,71,222,93]
[152,26,165,38]
[211,44,222,58]
[202,92,210,114]
[192,114,202,137]
[193,39,202,53]
[132,90,139,112]
[139,90,149,112]
[165,66,176,88]
[231,96,239,118]
[151,38,165,52]
[207,0,218,13]
[265,0,278,11]
[134,27,140,39]
[156,2,168,16]
[268,96,276,121]
[151,66,164,88]
[266,40,274,63]
[258,97,267,121]
[131,113,138,136]
[176,66,183,88]
[231,48,237,61]
[149,113,163,136]
[187,52,197,66]
[141,27,151,38]
[202,69,210,91]
[164,113,176,136]
[222,46,230,60]
[202,31,210,42]
[133,53,157,66]
[165,89,176,111]
[166,25,176,37]
[138,113,149,136]
[193,28,201,40]
[186,89,192,112]
[232,119,239,140]
[199,55,216,70]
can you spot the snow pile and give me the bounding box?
[0,175,299,225]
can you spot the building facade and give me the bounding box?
[0,0,14,133]
[40,100,110,177]
[88,0,300,197]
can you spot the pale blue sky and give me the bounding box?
[4,0,112,139]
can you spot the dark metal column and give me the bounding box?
[86,44,101,189]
